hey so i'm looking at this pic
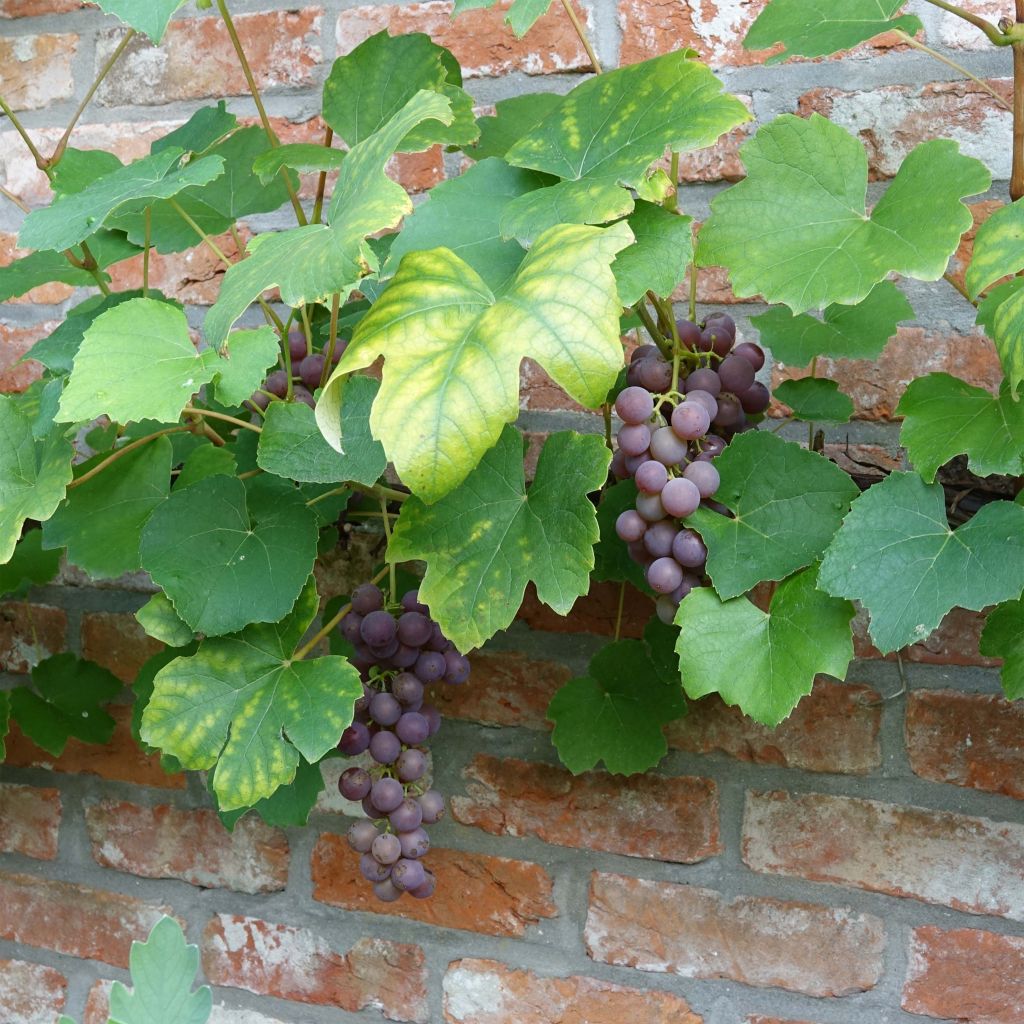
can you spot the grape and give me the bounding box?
[409,870,437,899]
[369,730,401,765]
[624,453,649,475]
[661,477,701,517]
[246,390,272,412]
[643,520,677,558]
[340,612,363,645]
[683,461,720,499]
[675,319,702,350]
[635,491,666,523]
[347,820,378,853]
[369,691,402,726]
[656,595,678,624]
[684,389,718,422]
[292,385,316,409]
[399,827,431,859]
[371,777,404,814]
[352,583,384,615]
[443,650,471,684]
[396,748,427,782]
[414,651,446,683]
[705,312,736,333]
[288,330,308,363]
[360,852,391,882]
[396,711,430,745]
[627,540,652,567]
[610,449,629,480]
[361,794,381,819]
[635,460,668,495]
[391,858,426,892]
[615,509,647,542]
[638,357,672,392]
[647,557,684,594]
[685,368,721,397]
[650,426,689,466]
[299,353,326,391]
[739,381,771,414]
[397,611,432,647]
[699,434,727,459]
[672,528,707,568]
[673,573,703,602]
[631,343,660,363]
[421,704,442,736]
[614,385,654,425]
[401,589,429,615]
[617,423,651,457]
[392,672,424,706]
[264,369,289,398]
[392,644,419,669]
[734,341,765,371]
[713,393,744,430]
[717,354,755,394]
[339,766,372,801]
[702,323,733,357]
[426,622,451,652]
[338,722,370,755]
[389,798,423,832]
[361,609,397,647]
[671,401,711,441]
[368,637,400,660]
[373,878,403,902]
[418,790,445,824]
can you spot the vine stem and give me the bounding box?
[293,564,391,661]
[632,302,672,359]
[312,126,334,225]
[666,152,680,211]
[380,494,397,598]
[688,256,698,322]
[143,207,151,297]
[613,581,625,642]
[943,270,978,306]
[559,0,601,72]
[183,405,262,433]
[895,30,1011,110]
[68,426,189,490]
[0,94,50,174]
[306,481,408,507]
[320,292,342,389]
[922,0,1010,45]
[0,184,29,214]
[1013,0,1024,200]
[76,240,111,295]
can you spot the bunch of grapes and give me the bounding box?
[611,312,767,624]
[336,582,470,903]
[245,329,345,415]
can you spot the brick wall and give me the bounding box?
[1,1,1023,1022]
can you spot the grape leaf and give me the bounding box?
[388,427,610,652]
[548,639,685,774]
[10,653,121,756]
[211,327,280,407]
[966,197,1024,298]
[212,756,326,831]
[744,0,922,63]
[751,281,913,366]
[152,101,238,156]
[18,148,224,253]
[174,443,237,490]
[0,397,74,564]
[259,401,360,484]
[108,917,212,1024]
[698,114,990,314]
[976,278,1024,398]
[819,472,1024,653]
[136,592,194,647]
[468,93,564,161]
[592,479,648,590]
[319,222,630,503]
[897,373,1024,482]
[93,0,189,42]
[500,178,636,242]
[501,51,750,238]
[675,567,854,726]
[689,431,860,600]
[980,598,1024,701]
[0,531,61,599]
[52,148,125,196]
[773,378,854,422]
[252,143,347,183]
[613,201,694,306]
[644,616,682,688]
[42,436,172,579]
[139,474,318,636]
[141,576,363,809]
[0,250,103,302]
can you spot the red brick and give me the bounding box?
[517,580,654,638]
[949,199,1003,297]
[96,10,323,106]
[85,801,289,894]
[337,0,591,78]
[586,872,884,997]
[903,926,1024,1023]
[443,959,703,1024]
[743,790,1024,920]
[0,233,75,304]
[0,0,83,13]
[853,606,998,666]
[678,94,754,182]
[452,754,720,862]
[820,441,903,479]
[201,913,429,1023]
[312,835,557,937]
[4,704,187,790]
[390,146,445,194]
[0,322,59,395]
[0,959,66,1024]
[0,784,61,860]
[519,359,590,413]
[0,33,76,110]
[906,690,1024,800]
[0,872,173,968]
[667,678,881,773]
[80,611,164,683]
[0,601,66,672]
[939,1,1007,50]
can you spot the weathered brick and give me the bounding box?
[743,790,1024,920]
[853,605,998,666]
[948,199,1003,297]
[0,784,61,860]
[0,0,83,14]
[939,1,1006,50]
[96,10,323,106]
[903,926,1024,1023]
[85,801,289,894]
[0,33,76,110]
[586,872,884,997]
[519,359,590,413]
[337,0,591,77]
[0,233,75,304]
[667,679,882,774]
[0,959,66,1024]
[677,93,754,182]
[201,913,429,1023]
[746,1018,819,1024]
[517,580,654,638]
[312,835,557,937]
[0,322,59,394]
[0,872,173,967]
[4,704,187,790]
[443,959,703,1024]
[906,690,1024,800]
[80,611,164,683]
[452,754,720,862]
[0,600,66,672]
[85,978,293,1024]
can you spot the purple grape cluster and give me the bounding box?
[336,582,470,903]
[245,329,345,415]
[610,313,767,625]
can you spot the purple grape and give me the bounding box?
[288,330,308,363]
[247,390,272,412]
[371,777,404,814]
[650,426,689,466]
[347,819,378,853]
[627,540,652,567]
[672,573,703,602]
[392,644,419,668]
[699,434,727,459]
[638,357,672,392]
[421,704,442,736]
[713,393,744,430]
[389,798,424,832]
[740,381,771,414]
[373,878,403,902]
[610,449,629,480]
[635,460,668,495]
[671,401,711,441]
[264,369,289,398]
[397,612,432,647]
[684,389,718,421]
[399,827,431,859]
[401,589,429,615]
[631,343,659,363]
[361,610,397,647]
[703,322,734,357]
[705,312,736,332]
[636,491,666,523]
[360,851,391,881]
[391,858,426,892]
[647,557,684,594]
[339,766,372,801]
[299,353,326,391]
[418,789,445,824]
[368,637,400,660]
[614,386,654,425]
[661,477,701,517]
[643,520,677,558]
[397,748,427,782]
[426,622,451,652]
[414,651,446,683]
[624,453,649,475]
[685,368,722,397]
[683,461,720,499]
[617,423,651,457]
[352,584,384,615]
[370,691,402,726]
[718,354,755,394]
[672,528,707,568]
[409,869,436,899]
[615,509,647,543]
[396,711,430,745]
[656,595,678,624]
[291,385,316,409]
[361,794,381,819]
[340,612,363,645]
[369,730,401,765]
[734,341,765,371]
[338,722,370,755]
[392,672,424,706]
[443,650,471,684]
[675,319,702,350]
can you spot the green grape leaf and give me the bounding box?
[384,158,540,293]
[819,472,1024,653]
[152,101,237,156]
[252,143,347,183]
[211,327,280,407]
[308,376,386,488]
[204,90,454,349]
[966,197,1024,298]
[675,567,854,726]
[258,402,354,484]
[468,93,564,161]
[94,0,189,42]
[132,647,192,758]
[0,250,102,302]
[752,281,913,366]
[644,615,682,688]
[548,639,685,774]
[319,221,630,503]
[897,373,1024,482]
[0,397,74,564]
[136,592,195,647]
[139,474,318,636]
[980,598,1024,700]
[141,576,363,809]
[689,431,859,600]
[18,149,224,253]
[592,479,648,589]
[976,278,1024,397]
[744,0,922,62]
[108,917,212,1024]
[500,178,636,242]
[323,31,476,150]
[42,436,172,579]
[501,51,750,238]
[213,756,325,831]
[52,148,125,196]
[174,443,237,490]
[388,427,610,651]
[0,531,60,599]
[453,0,553,36]
[773,378,854,422]
[698,114,990,314]
[613,201,694,306]
[10,653,121,756]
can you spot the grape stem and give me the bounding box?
[293,564,391,661]
[943,270,978,307]
[183,405,262,433]
[666,152,680,212]
[895,30,1010,110]
[922,0,1014,45]
[0,94,50,174]
[613,581,625,642]
[306,482,408,507]
[380,494,397,599]
[67,426,190,490]
[688,258,698,323]
[559,0,601,72]
[0,184,29,214]
[312,126,335,225]
[320,292,342,390]
[632,302,673,359]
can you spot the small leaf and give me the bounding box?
[689,431,859,600]
[94,0,189,42]
[592,479,648,590]
[213,756,326,830]
[0,250,103,303]
[136,592,194,647]
[612,201,693,306]
[152,101,237,156]
[211,327,280,406]
[388,427,610,652]
[468,93,564,161]
[819,472,1024,653]
[252,143,347,183]
[966,197,1024,298]
[980,598,1024,700]
[773,378,854,422]
[0,531,61,599]
[675,566,854,726]
[174,443,237,490]
[976,277,1024,397]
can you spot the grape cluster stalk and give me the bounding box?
[611,313,767,624]
[336,583,470,902]
[245,329,345,415]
